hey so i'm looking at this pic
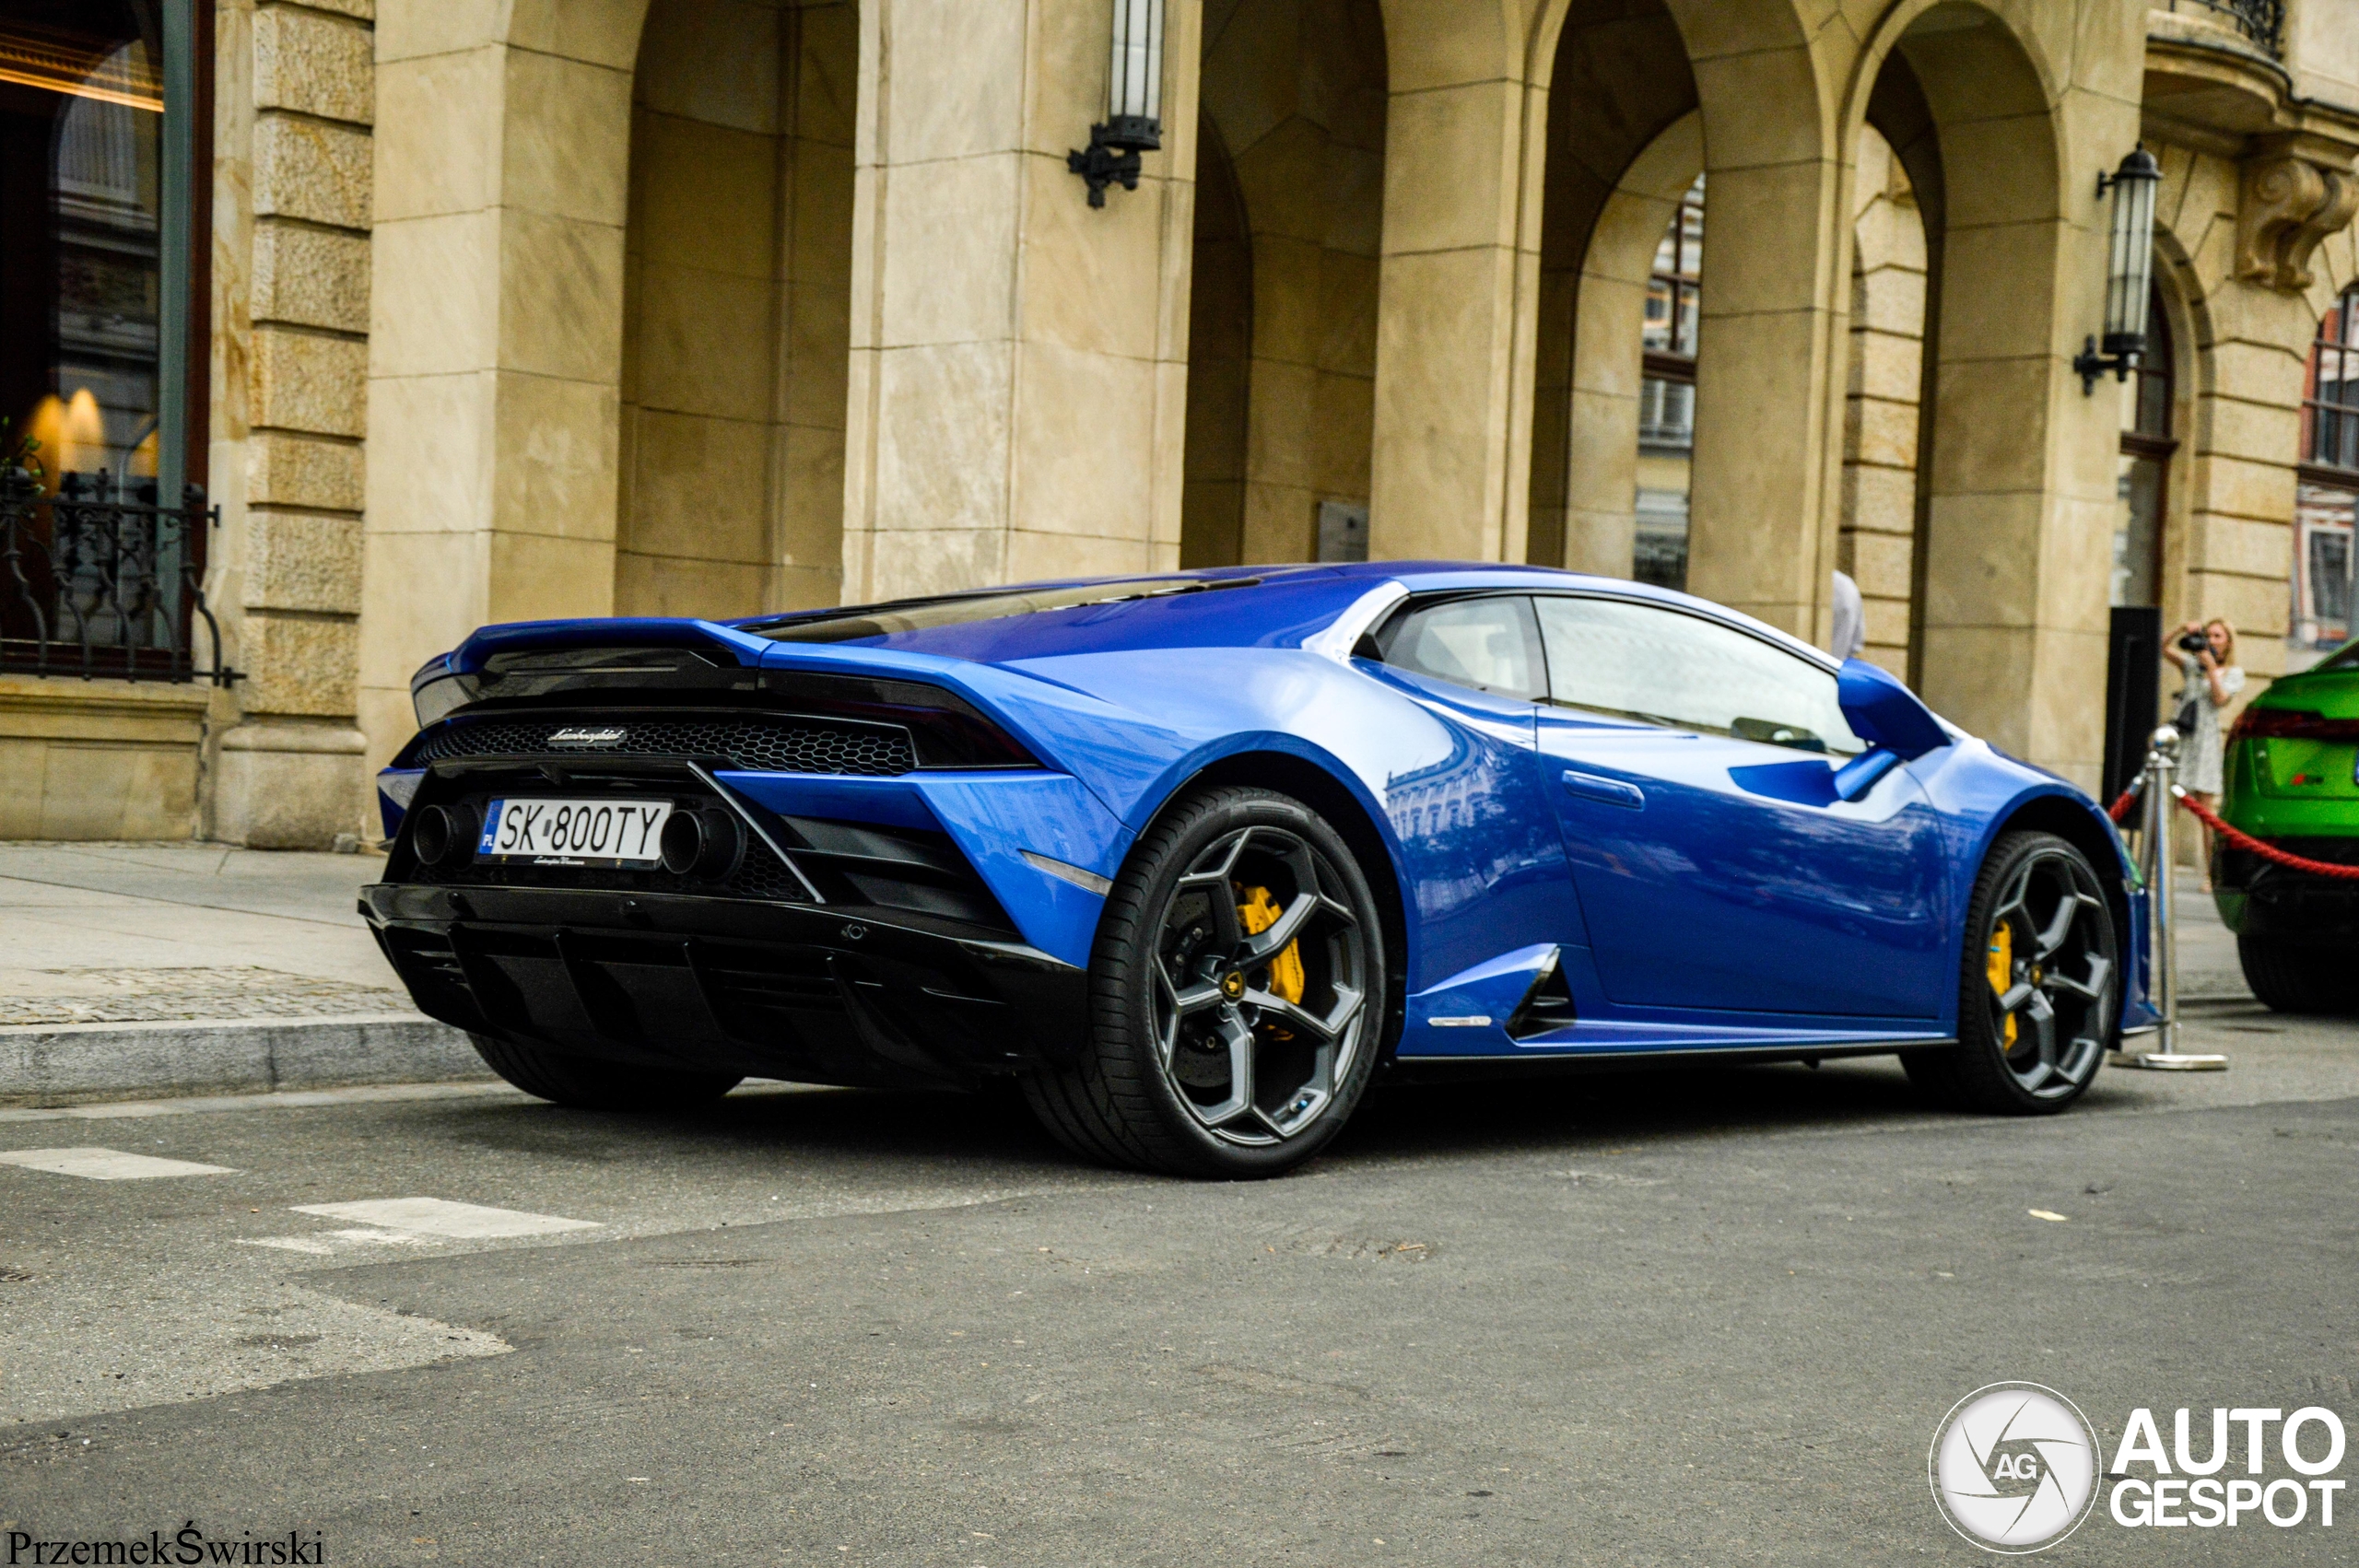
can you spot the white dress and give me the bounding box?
[2175,661,2243,794]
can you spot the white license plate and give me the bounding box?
[478,798,673,866]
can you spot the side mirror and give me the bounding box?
[1836,659,1948,762]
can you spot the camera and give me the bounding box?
[2177,630,2211,656]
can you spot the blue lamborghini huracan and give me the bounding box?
[366,564,2153,1176]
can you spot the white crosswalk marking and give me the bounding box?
[0,1147,237,1180]
[238,1228,435,1256]
[291,1197,598,1238]
[327,1227,432,1244]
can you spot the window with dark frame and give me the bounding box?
[1638,174,1702,450]
[2112,281,2174,612]
[0,0,218,683]
[2294,287,2359,650]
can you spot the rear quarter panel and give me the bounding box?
[984,648,1579,994]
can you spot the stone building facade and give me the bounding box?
[1,0,2354,844]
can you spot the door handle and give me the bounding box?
[1561,769,1644,810]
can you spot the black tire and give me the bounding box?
[469,1032,740,1111]
[1904,831,2118,1115]
[1020,785,1388,1177]
[2236,936,2356,1014]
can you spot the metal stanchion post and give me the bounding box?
[2117,723,2226,1071]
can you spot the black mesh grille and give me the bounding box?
[413,714,914,777]
[730,837,816,902]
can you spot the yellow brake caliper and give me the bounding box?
[1235,884,1306,1006]
[1987,919,2016,1049]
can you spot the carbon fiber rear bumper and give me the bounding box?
[361,882,1089,1090]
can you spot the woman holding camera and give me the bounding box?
[2168,617,2242,883]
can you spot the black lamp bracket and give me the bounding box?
[2074,335,2142,395]
[1068,118,1159,208]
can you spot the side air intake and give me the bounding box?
[1504,954,1578,1040]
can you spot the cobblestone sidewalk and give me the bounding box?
[0,844,472,1106]
[0,966,414,1026]
[0,841,409,1012]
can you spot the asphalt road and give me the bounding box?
[4,1003,2354,1565]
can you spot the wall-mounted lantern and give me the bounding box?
[2074,147,2161,393]
[1068,0,1164,207]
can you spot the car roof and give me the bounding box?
[717,560,1838,670]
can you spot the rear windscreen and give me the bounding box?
[746,577,1258,644]
[2316,641,2359,673]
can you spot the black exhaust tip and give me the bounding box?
[661,811,742,878]
[409,802,478,867]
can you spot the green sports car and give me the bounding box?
[2215,644,2359,1011]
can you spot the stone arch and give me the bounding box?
[1835,0,2076,757]
[2305,226,2359,327]
[616,0,858,617]
[1524,0,1700,575]
[1191,0,1390,566]
[1530,111,1701,575]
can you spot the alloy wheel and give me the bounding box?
[1983,848,2116,1098]
[1149,824,1370,1146]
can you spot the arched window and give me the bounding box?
[2295,287,2359,649]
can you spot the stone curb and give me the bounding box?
[0,1014,489,1108]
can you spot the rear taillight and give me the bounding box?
[760,672,1038,768]
[2227,708,2359,744]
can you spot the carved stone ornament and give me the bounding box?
[2236,147,2359,291]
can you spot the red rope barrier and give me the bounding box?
[2106,785,2141,825]
[2172,789,2359,883]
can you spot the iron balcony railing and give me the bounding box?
[0,466,238,685]
[2168,0,2286,56]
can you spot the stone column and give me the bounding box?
[207,0,378,847]
[1904,31,2132,789]
[1365,6,1543,563]
[358,2,644,773]
[839,0,1203,600]
[1671,8,1844,642]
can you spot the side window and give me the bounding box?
[1533,596,1862,755]
[1373,596,1546,702]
